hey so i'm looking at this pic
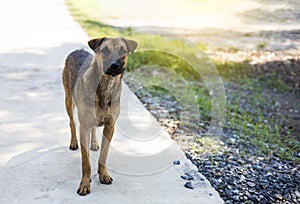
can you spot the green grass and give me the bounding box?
[258,74,292,92]
[215,60,292,93]
[257,43,267,50]
[227,108,299,159]
[66,0,299,162]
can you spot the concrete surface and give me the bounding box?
[0,0,223,203]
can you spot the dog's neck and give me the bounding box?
[82,58,102,90]
[88,58,122,105]
[82,57,122,103]
[91,58,104,79]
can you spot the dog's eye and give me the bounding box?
[120,47,127,56]
[101,47,109,53]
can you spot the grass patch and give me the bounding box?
[215,60,292,93]
[258,74,292,92]
[65,0,121,37]
[227,107,299,161]
[257,43,266,50]
[214,61,252,81]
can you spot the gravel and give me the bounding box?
[187,151,300,203]
[181,173,194,181]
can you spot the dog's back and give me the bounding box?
[63,49,93,96]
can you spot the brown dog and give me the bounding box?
[62,37,137,196]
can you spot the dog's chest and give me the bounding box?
[95,77,120,126]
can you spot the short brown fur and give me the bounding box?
[62,37,137,196]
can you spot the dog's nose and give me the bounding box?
[111,62,120,69]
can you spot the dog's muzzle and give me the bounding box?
[105,61,124,77]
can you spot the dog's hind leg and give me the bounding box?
[65,92,78,150]
[90,126,99,151]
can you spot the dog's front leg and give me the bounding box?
[77,124,92,196]
[91,126,99,151]
[98,120,114,184]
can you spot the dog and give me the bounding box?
[62,37,137,196]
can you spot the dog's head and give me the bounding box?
[88,37,137,77]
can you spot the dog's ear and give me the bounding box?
[122,38,138,54]
[88,37,106,52]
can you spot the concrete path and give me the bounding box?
[0,0,223,203]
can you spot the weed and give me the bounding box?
[258,74,292,92]
[257,43,266,50]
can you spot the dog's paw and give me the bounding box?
[77,180,90,196]
[69,141,79,150]
[91,143,99,151]
[99,173,113,184]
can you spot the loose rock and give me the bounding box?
[173,160,180,165]
[184,182,194,189]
